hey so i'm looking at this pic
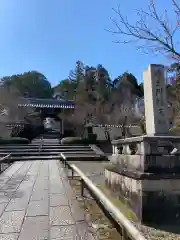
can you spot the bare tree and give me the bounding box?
[0,86,30,137]
[58,87,142,139]
[110,0,180,59]
[57,102,95,136]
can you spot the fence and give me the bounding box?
[93,125,142,140]
[62,159,147,240]
[0,154,12,173]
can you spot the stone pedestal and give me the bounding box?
[106,135,180,224]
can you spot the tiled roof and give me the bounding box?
[18,97,75,109]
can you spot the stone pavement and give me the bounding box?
[0,160,95,240]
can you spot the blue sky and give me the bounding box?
[0,0,176,86]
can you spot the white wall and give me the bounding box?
[44,118,61,131]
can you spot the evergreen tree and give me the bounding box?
[96,64,112,102]
[53,79,76,100]
[69,61,85,87]
[1,71,52,98]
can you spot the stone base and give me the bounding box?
[105,167,180,225]
[112,135,180,173]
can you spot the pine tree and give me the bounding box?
[69,61,85,87]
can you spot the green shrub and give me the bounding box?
[169,127,180,135]
[61,137,82,144]
[63,129,75,138]
[87,133,97,142]
[61,135,97,145]
[81,137,97,145]
[175,119,180,128]
[0,137,30,145]
[11,124,45,141]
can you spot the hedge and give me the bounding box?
[0,137,30,145]
[87,133,97,142]
[169,127,180,136]
[61,137,82,144]
[61,135,97,145]
[11,124,45,141]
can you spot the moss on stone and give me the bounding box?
[104,163,120,174]
[97,184,138,221]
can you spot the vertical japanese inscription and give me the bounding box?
[154,67,166,125]
[144,64,168,135]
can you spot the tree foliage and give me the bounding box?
[1,71,53,98]
[0,71,50,138]
[53,79,76,100]
[56,61,144,127]
[69,60,85,86]
[0,86,29,137]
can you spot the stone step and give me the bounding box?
[0,144,90,149]
[0,148,93,152]
[0,144,90,147]
[11,155,60,161]
[8,152,61,155]
[43,145,90,148]
[60,151,96,155]
[33,141,58,142]
[37,139,59,141]
[61,153,107,161]
[0,147,92,150]
[42,145,90,147]
[0,146,91,150]
[2,151,95,156]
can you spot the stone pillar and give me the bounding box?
[143,64,169,135]
[107,64,180,226]
[61,119,64,135]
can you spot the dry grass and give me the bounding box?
[69,178,120,240]
[97,184,138,221]
[69,178,180,240]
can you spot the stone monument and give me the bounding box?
[144,64,169,135]
[106,64,180,225]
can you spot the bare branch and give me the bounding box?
[172,0,180,16]
[109,0,180,59]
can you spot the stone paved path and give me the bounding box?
[0,160,94,240]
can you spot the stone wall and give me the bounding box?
[105,170,142,220]
[104,64,180,226]
[105,168,180,224]
[93,126,142,141]
[111,136,180,173]
[106,135,180,225]
[0,122,12,138]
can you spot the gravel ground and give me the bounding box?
[65,161,180,240]
[1,163,11,172]
[69,178,120,240]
